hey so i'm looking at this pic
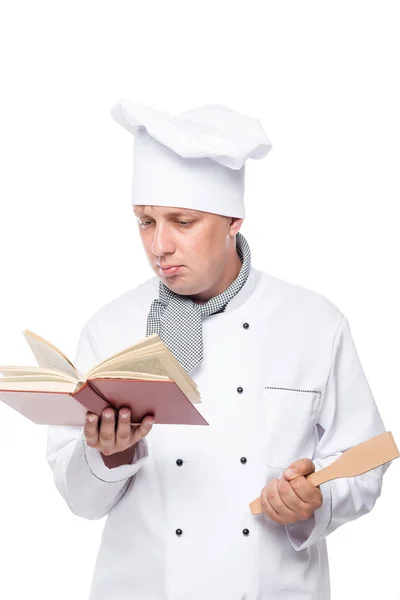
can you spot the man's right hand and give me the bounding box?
[84,407,154,468]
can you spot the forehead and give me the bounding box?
[133,205,205,217]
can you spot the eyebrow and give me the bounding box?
[134,209,202,218]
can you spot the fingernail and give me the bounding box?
[148,418,155,425]
[121,412,129,419]
[284,468,296,478]
[87,415,96,422]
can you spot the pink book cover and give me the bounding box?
[0,378,209,426]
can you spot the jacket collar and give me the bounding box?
[223,265,260,313]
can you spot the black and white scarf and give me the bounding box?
[146,231,251,373]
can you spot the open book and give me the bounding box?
[0,330,208,426]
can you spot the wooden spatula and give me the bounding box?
[249,431,399,516]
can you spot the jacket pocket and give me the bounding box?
[262,386,321,470]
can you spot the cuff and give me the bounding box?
[285,457,334,551]
[81,431,149,483]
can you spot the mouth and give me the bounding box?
[157,264,182,276]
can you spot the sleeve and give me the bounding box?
[46,322,149,520]
[285,314,391,551]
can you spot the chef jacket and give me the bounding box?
[46,265,389,600]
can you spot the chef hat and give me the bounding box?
[110,100,272,218]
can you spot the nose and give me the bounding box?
[151,223,175,257]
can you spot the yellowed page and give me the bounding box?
[86,333,162,375]
[0,374,76,383]
[87,339,198,392]
[107,346,198,394]
[91,370,171,380]
[111,338,199,394]
[23,330,78,379]
[0,378,76,393]
[89,352,170,378]
[159,346,199,393]
[0,366,77,383]
[154,352,201,404]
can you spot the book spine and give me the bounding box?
[86,379,110,404]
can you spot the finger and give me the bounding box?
[84,412,99,446]
[290,475,322,506]
[99,408,117,452]
[261,495,283,524]
[131,414,155,444]
[260,484,288,525]
[277,476,310,518]
[283,458,315,480]
[264,478,296,522]
[116,408,133,448]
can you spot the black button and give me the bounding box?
[237,387,243,393]
[175,529,183,536]
[240,457,247,464]
[242,528,250,536]
[176,459,183,466]
[243,322,249,329]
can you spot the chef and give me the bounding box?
[46,100,390,600]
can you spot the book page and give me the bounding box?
[112,338,199,393]
[90,371,171,381]
[89,353,170,378]
[103,345,198,394]
[86,333,162,376]
[154,352,201,404]
[0,378,76,393]
[23,330,78,379]
[0,366,77,383]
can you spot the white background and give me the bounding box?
[0,1,399,598]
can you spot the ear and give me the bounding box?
[229,217,244,236]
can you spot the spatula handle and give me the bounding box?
[305,466,333,487]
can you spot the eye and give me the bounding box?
[177,221,191,226]
[138,221,152,228]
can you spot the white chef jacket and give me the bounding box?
[46,266,389,600]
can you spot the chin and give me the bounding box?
[165,279,196,297]
[164,281,187,294]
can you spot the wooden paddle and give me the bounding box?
[249,431,399,516]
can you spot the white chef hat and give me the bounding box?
[110,100,272,218]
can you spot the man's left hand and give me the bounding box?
[259,458,323,525]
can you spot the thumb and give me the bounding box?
[283,458,315,480]
[132,415,155,442]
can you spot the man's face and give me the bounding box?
[133,205,243,297]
